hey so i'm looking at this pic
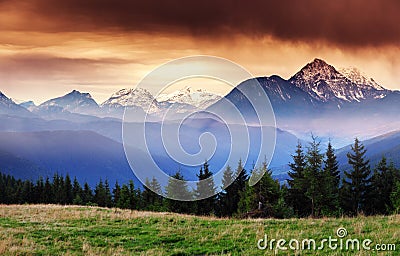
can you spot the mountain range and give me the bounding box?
[5,58,398,127]
[0,58,399,184]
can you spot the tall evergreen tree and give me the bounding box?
[112,181,121,207]
[218,165,235,216]
[391,181,400,214]
[253,160,281,217]
[117,184,131,209]
[195,161,216,215]
[72,177,83,205]
[34,177,45,204]
[104,179,113,208]
[367,157,395,215]
[273,184,294,219]
[20,180,34,204]
[231,160,249,216]
[82,182,93,205]
[94,179,107,207]
[43,177,53,204]
[237,177,255,215]
[64,174,73,204]
[287,142,311,217]
[303,136,324,217]
[321,141,340,215]
[128,180,139,210]
[52,173,64,204]
[165,171,193,213]
[341,138,371,215]
[143,177,163,211]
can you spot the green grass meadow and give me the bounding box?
[0,205,399,255]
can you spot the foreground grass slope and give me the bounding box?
[0,205,399,255]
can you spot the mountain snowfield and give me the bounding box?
[338,67,385,91]
[0,58,399,184]
[101,88,160,114]
[156,86,222,109]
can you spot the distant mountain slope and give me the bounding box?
[36,90,99,115]
[208,75,319,121]
[337,130,400,171]
[0,92,33,117]
[0,149,46,180]
[0,131,137,186]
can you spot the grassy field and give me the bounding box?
[0,205,399,255]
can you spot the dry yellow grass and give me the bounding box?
[0,204,399,255]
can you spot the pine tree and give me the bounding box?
[367,157,395,215]
[287,142,311,217]
[303,136,324,217]
[82,182,93,205]
[34,177,45,204]
[52,173,64,204]
[341,138,371,215]
[117,184,131,209]
[231,160,248,216]
[321,141,340,215]
[43,177,53,204]
[64,174,73,205]
[72,177,83,205]
[128,180,139,210]
[104,179,112,208]
[218,165,235,216]
[149,176,163,202]
[391,181,400,213]
[195,161,216,215]
[112,181,121,207]
[273,184,294,219]
[237,178,255,215]
[143,178,153,208]
[20,180,34,204]
[94,179,106,207]
[143,177,163,211]
[254,161,281,217]
[165,171,193,213]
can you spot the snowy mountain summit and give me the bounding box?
[289,58,387,103]
[156,86,222,109]
[101,88,159,113]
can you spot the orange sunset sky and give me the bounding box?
[0,0,399,104]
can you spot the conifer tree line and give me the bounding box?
[1,137,400,218]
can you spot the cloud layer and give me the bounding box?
[1,0,399,47]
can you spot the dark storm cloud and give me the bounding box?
[2,0,400,46]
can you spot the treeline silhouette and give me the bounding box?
[1,137,400,218]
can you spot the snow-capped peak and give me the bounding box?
[101,88,160,113]
[289,58,387,103]
[156,86,222,109]
[338,67,385,91]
